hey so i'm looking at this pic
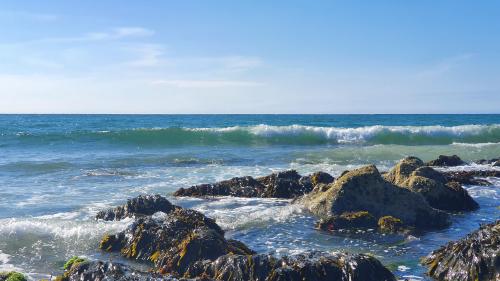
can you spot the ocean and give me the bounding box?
[0,114,499,280]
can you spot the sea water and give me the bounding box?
[0,114,499,280]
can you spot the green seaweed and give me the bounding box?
[63,256,86,270]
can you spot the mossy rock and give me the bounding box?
[316,211,377,231]
[0,272,27,281]
[63,256,87,270]
[378,216,404,233]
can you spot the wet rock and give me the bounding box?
[315,211,377,231]
[301,165,450,230]
[0,272,27,281]
[493,161,500,167]
[475,158,500,165]
[384,157,479,211]
[377,216,406,233]
[55,260,187,281]
[442,170,500,186]
[422,220,500,281]
[185,251,396,281]
[174,170,333,199]
[426,155,466,166]
[99,207,254,275]
[96,194,177,221]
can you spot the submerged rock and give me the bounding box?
[96,194,177,221]
[422,220,500,281]
[475,158,500,165]
[301,165,449,230]
[442,170,500,186]
[99,207,254,275]
[426,155,466,166]
[384,157,479,211]
[0,272,27,281]
[174,170,333,199]
[185,251,396,281]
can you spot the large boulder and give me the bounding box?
[174,170,333,199]
[384,157,479,212]
[426,155,466,166]
[185,251,396,281]
[422,220,500,281]
[96,194,177,221]
[301,165,449,230]
[99,207,254,275]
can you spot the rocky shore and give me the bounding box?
[14,154,498,280]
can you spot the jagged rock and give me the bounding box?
[174,170,333,199]
[426,155,465,166]
[184,251,396,281]
[301,165,449,230]
[96,194,177,221]
[54,260,191,281]
[384,157,479,211]
[442,170,500,186]
[422,220,500,281]
[315,211,377,231]
[99,207,254,275]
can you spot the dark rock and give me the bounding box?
[96,194,177,221]
[475,158,500,165]
[99,207,254,275]
[315,211,377,231]
[384,157,479,212]
[185,251,396,281]
[301,165,449,230]
[54,260,189,281]
[422,220,500,281]
[174,170,332,199]
[426,155,466,166]
[493,161,500,167]
[442,170,500,186]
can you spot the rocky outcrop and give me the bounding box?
[422,220,500,281]
[96,194,177,221]
[300,165,450,230]
[174,170,334,199]
[55,260,185,281]
[475,158,500,165]
[100,207,254,275]
[426,155,466,166]
[185,251,396,281]
[384,157,479,211]
[442,170,500,186]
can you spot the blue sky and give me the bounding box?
[0,1,499,113]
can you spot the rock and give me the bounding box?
[315,211,377,231]
[96,194,177,221]
[422,220,500,281]
[0,272,27,281]
[185,251,396,281]
[378,216,406,233]
[301,165,449,230]
[493,160,500,167]
[99,207,254,275]
[54,260,187,281]
[475,158,500,165]
[442,170,500,186]
[426,155,465,166]
[174,170,333,199]
[384,157,479,212]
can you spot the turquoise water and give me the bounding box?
[0,114,499,280]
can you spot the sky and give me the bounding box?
[0,1,499,113]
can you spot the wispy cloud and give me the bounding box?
[30,27,155,44]
[416,53,475,78]
[152,79,263,88]
[0,10,59,22]
[125,44,165,67]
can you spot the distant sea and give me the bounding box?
[1,114,499,280]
